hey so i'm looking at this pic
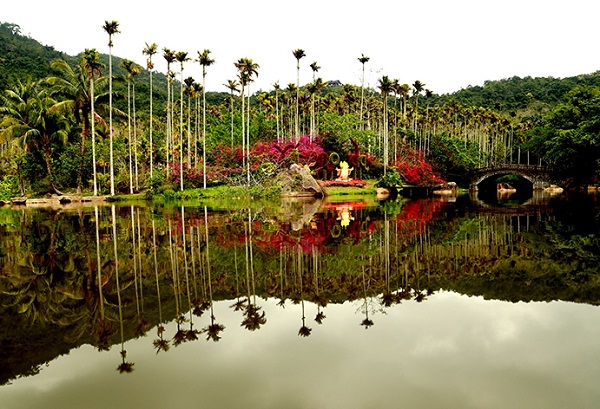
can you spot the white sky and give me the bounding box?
[3,0,599,94]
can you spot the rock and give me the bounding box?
[280,164,324,197]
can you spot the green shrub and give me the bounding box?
[375,168,404,188]
[0,175,20,200]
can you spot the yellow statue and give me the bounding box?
[336,161,354,181]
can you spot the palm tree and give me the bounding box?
[273,82,281,142]
[175,51,190,190]
[412,79,425,145]
[224,79,239,149]
[162,48,176,177]
[102,20,120,196]
[292,49,306,140]
[183,76,195,167]
[192,81,203,168]
[309,62,320,139]
[82,49,104,196]
[0,80,67,194]
[197,49,215,189]
[378,75,393,174]
[47,53,104,195]
[120,58,142,194]
[234,57,259,184]
[399,83,411,136]
[358,54,369,130]
[142,42,158,180]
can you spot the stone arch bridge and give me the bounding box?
[469,164,552,190]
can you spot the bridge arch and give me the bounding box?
[469,165,552,190]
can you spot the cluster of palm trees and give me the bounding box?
[0,19,522,196]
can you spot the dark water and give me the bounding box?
[1,191,599,409]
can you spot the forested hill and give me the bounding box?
[431,72,600,114]
[0,22,77,90]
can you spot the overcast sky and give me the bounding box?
[3,0,598,94]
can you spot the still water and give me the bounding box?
[1,192,599,409]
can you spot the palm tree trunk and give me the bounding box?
[149,69,153,180]
[202,74,207,189]
[133,83,139,191]
[77,109,90,195]
[127,79,133,194]
[108,47,115,196]
[43,137,62,195]
[91,77,98,195]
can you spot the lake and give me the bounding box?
[1,191,599,409]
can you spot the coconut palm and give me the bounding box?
[197,49,215,189]
[358,54,369,129]
[142,42,158,180]
[175,51,190,190]
[292,49,306,140]
[0,80,67,194]
[102,20,120,196]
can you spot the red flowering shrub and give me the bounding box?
[393,146,445,187]
[264,136,326,168]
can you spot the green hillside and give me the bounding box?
[430,72,600,115]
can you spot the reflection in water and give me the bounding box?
[1,194,599,408]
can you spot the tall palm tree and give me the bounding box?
[224,79,239,149]
[183,76,195,167]
[120,58,142,194]
[142,42,158,180]
[0,80,67,194]
[399,83,411,136]
[192,81,203,168]
[82,49,104,196]
[175,51,190,190]
[378,75,393,174]
[234,57,259,184]
[162,48,176,177]
[197,49,215,189]
[309,62,320,139]
[102,20,120,196]
[358,54,369,130]
[292,49,306,140]
[412,79,425,145]
[273,82,281,142]
[47,53,104,195]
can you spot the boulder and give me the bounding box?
[280,164,324,197]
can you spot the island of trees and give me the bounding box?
[1,20,599,200]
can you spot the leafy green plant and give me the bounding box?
[375,168,404,188]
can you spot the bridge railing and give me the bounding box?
[475,164,548,173]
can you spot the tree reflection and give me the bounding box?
[241,208,267,331]
[4,195,597,384]
[151,217,170,353]
[201,206,225,342]
[113,205,134,374]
